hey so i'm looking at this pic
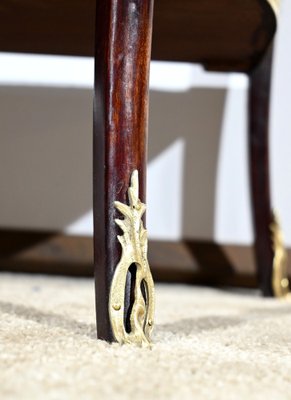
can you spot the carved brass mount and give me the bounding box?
[109,170,155,346]
[270,211,290,298]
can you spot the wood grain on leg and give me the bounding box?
[93,0,154,341]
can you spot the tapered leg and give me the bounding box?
[93,0,154,341]
[248,45,274,296]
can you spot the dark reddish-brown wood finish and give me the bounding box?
[0,1,280,344]
[151,0,277,72]
[248,44,274,296]
[0,0,277,73]
[93,0,154,341]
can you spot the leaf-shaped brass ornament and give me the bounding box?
[270,211,290,298]
[109,170,155,346]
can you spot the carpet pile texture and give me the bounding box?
[1,273,291,399]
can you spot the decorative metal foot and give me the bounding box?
[270,211,290,298]
[109,170,155,346]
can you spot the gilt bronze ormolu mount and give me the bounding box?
[109,170,155,346]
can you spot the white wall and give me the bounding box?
[0,0,291,245]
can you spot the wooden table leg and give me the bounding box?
[248,45,274,296]
[93,0,154,342]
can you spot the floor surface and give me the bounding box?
[1,273,291,399]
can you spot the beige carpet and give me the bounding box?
[1,273,291,400]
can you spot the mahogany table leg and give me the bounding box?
[93,0,154,341]
[248,45,274,296]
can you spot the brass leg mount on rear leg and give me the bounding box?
[270,211,290,299]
